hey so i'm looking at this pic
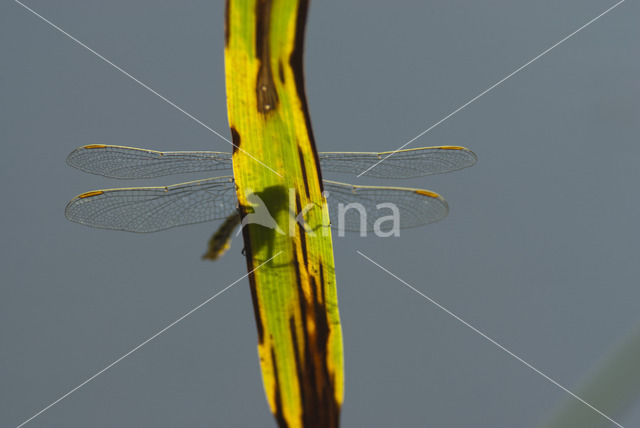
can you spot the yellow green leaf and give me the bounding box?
[225,1,344,426]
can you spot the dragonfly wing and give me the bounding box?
[67,145,475,180]
[323,180,449,232]
[65,176,238,232]
[319,146,477,179]
[66,144,233,179]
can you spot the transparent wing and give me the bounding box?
[66,144,233,179]
[65,176,237,232]
[323,180,449,232]
[319,146,477,179]
[65,176,448,234]
[67,144,475,180]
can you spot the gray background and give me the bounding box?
[2,0,639,427]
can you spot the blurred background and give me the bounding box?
[2,1,639,427]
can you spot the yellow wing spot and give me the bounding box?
[78,190,104,199]
[438,146,467,150]
[414,189,440,198]
[83,144,107,149]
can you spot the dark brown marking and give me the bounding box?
[309,275,319,306]
[293,251,316,425]
[255,0,279,114]
[239,203,264,344]
[297,146,311,198]
[289,0,324,192]
[319,263,326,304]
[289,316,307,416]
[271,346,289,428]
[295,193,309,267]
[291,243,340,427]
[230,126,241,154]
[298,227,308,268]
[292,243,304,293]
[278,60,285,83]
[224,0,231,47]
[254,0,268,58]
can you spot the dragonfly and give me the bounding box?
[65,144,476,258]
